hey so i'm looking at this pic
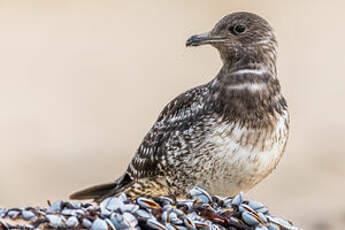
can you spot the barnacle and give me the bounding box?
[0,187,300,230]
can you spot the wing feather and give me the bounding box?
[126,84,210,179]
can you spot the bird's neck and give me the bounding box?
[209,50,286,128]
[219,45,277,77]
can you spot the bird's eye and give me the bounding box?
[231,24,246,34]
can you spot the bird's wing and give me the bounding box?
[70,84,210,201]
[126,84,210,179]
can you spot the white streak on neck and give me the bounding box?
[232,68,267,76]
[226,67,268,91]
[227,82,266,91]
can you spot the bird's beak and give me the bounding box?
[186,32,226,47]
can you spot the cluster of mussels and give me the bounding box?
[0,187,299,230]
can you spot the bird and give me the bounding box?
[70,12,289,203]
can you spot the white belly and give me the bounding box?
[206,110,289,196]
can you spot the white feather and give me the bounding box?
[227,82,266,91]
[232,68,267,76]
[206,110,289,196]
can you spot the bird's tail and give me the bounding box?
[69,183,116,200]
[70,174,170,202]
[69,174,133,203]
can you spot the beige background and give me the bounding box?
[0,1,345,229]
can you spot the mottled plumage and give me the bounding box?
[70,12,289,202]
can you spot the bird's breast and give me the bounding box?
[205,110,289,196]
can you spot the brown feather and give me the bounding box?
[69,183,116,200]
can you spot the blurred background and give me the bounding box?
[0,0,345,229]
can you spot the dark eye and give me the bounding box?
[231,24,246,34]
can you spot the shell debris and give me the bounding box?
[0,187,300,230]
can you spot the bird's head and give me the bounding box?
[186,12,277,69]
